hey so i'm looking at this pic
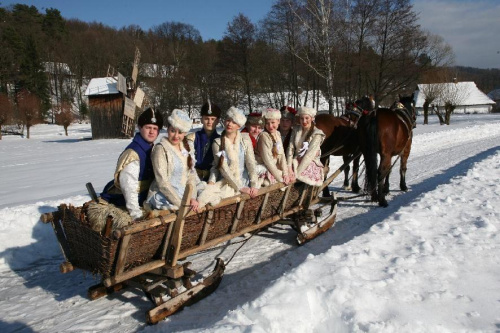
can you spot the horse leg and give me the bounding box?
[383,170,390,195]
[378,154,391,207]
[342,155,351,190]
[351,154,361,193]
[400,141,411,192]
[322,156,332,197]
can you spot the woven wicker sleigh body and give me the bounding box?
[41,175,340,324]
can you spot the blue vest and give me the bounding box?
[194,129,220,171]
[101,133,154,207]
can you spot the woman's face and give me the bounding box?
[247,124,263,138]
[265,119,280,133]
[167,126,186,145]
[300,114,313,129]
[224,118,241,134]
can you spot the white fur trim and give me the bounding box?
[262,108,281,120]
[298,106,317,117]
[168,109,192,133]
[226,106,247,127]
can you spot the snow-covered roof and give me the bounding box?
[84,77,119,96]
[415,81,495,107]
[487,89,500,101]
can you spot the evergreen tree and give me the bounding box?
[17,35,51,118]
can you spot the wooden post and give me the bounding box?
[230,201,246,233]
[199,210,213,246]
[166,184,194,268]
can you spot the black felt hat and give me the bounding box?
[138,107,163,128]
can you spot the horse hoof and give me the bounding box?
[400,185,408,192]
[342,185,352,191]
[379,200,388,207]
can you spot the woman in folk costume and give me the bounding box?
[146,109,200,212]
[199,107,260,206]
[286,106,326,186]
[255,108,292,186]
[279,105,296,152]
[240,111,264,150]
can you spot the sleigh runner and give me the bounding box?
[41,173,340,324]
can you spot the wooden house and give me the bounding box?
[84,77,127,139]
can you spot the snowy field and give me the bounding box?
[0,114,499,332]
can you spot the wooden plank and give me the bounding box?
[255,192,270,225]
[279,186,292,218]
[199,210,213,246]
[103,259,165,287]
[166,184,194,267]
[114,234,131,275]
[179,205,302,258]
[113,215,175,239]
[230,201,245,233]
[161,218,174,260]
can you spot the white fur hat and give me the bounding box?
[298,106,317,117]
[262,108,281,120]
[225,106,247,127]
[167,109,192,133]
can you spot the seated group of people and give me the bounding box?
[101,102,326,219]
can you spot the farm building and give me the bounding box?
[414,81,495,115]
[84,76,139,139]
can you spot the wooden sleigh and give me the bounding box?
[40,167,345,324]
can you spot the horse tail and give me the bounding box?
[363,115,378,195]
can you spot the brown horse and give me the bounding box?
[355,94,415,207]
[315,105,362,197]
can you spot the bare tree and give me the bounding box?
[0,93,14,140]
[55,100,73,136]
[17,90,42,139]
[437,80,471,125]
[286,0,338,113]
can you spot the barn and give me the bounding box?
[414,81,495,115]
[84,77,127,139]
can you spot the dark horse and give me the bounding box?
[356,94,415,207]
[315,104,363,197]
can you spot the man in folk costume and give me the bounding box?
[198,107,260,207]
[279,106,296,152]
[100,107,163,219]
[255,108,292,186]
[286,106,326,186]
[241,111,264,150]
[186,101,221,181]
[146,109,200,212]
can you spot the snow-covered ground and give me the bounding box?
[1,114,499,332]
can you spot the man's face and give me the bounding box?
[201,115,218,132]
[139,124,160,144]
[280,118,293,132]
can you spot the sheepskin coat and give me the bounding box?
[287,126,326,186]
[256,131,288,184]
[146,137,198,210]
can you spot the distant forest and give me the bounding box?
[0,1,498,127]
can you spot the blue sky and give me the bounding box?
[1,0,499,69]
